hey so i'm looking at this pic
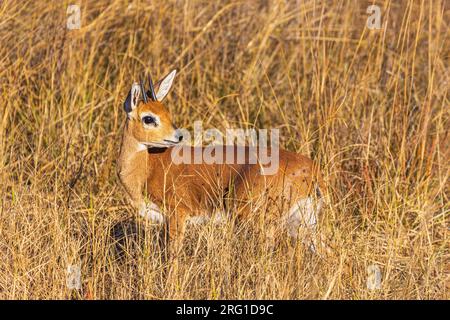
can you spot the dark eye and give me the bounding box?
[142,116,156,126]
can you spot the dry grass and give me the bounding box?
[0,0,448,299]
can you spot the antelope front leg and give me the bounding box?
[163,207,188,283]
[164,207,189,258]
[119,175,147,217]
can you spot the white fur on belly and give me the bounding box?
[285,196,323,251]
[139,202,164,224]
[139,203,227,226]
[187,211,227,225]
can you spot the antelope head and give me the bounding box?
[123,70,183,148]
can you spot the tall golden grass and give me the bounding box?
[0,0,448,299]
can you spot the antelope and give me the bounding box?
[117,69,327,254]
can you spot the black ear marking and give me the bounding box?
[123,90,132,113]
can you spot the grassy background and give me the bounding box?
[0,0,448,299]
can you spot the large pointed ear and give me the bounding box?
[155,69,176,101]
[123,83,141,113]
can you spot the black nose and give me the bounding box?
[175,130,183,142]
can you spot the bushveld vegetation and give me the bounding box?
[0,0,448,299]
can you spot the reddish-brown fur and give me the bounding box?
[118,75,325,253]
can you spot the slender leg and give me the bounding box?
[120,176,145,214]
[164,207,189,284]
[165,207,188,258]
[119,174,165,223]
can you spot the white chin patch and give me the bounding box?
[139,202,164,224]
[136,143,148,152]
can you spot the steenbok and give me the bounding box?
[117,70,327,255]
